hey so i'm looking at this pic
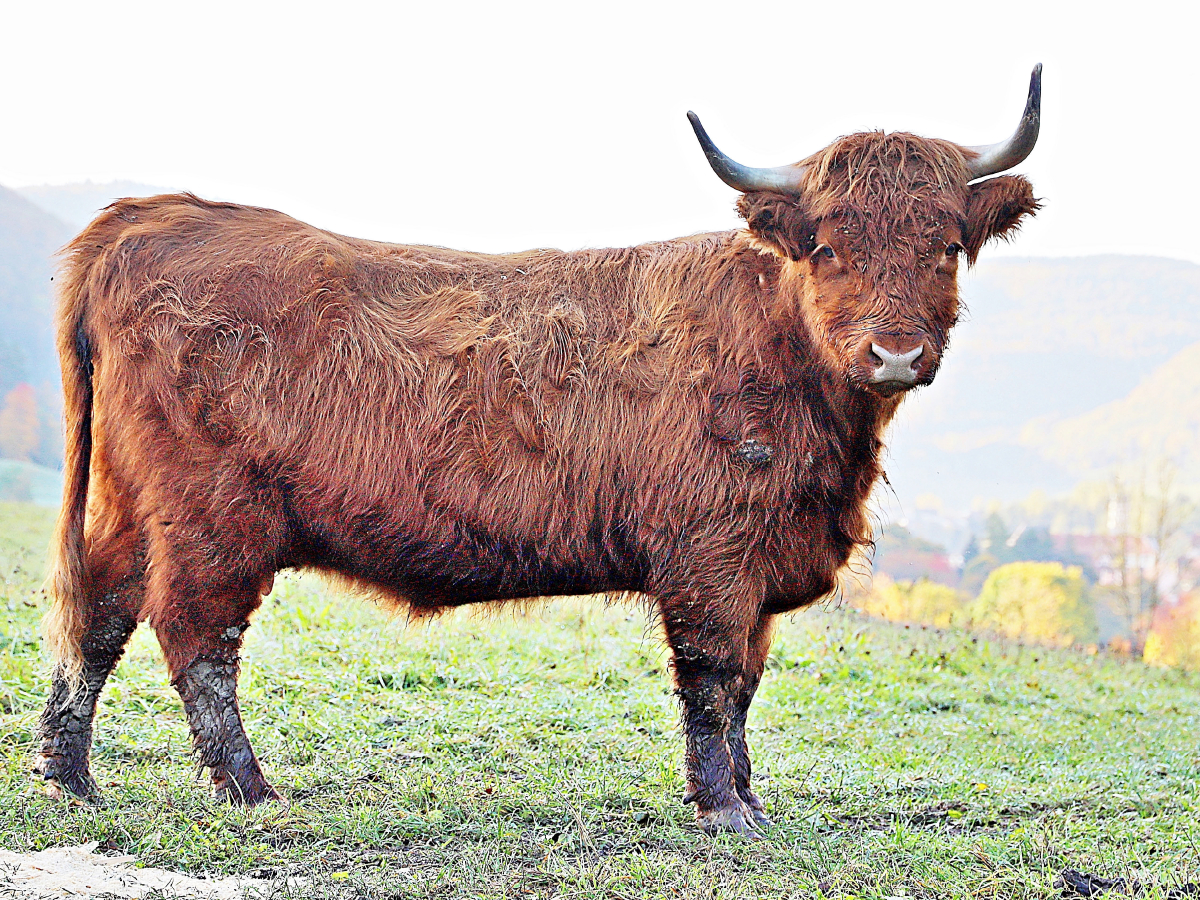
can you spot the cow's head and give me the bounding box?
[690,66,1042,397]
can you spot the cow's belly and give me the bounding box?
[287,490,645,609]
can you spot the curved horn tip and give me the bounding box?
[964,64,1043,181]
[1027,63,1042,115]
[685,111,808,195]
[686,112,710,148]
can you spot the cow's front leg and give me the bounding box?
[660,594,762,838]
[727,614,775,828]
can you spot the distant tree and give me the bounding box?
[0,382,39,461]
[1009,526,1055,562]
[860,576,965,629]
[982,513,1009,555]
[1101,464,1193,655]
[32,379,63,469]
[959,512,1011,594]
[963,509,1100,595]
[961,533,981,565]
[960,551,1000,596]
[1143,592,1200,671]
[965,562,1097,648]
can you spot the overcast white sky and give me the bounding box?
[2,0,1197,263]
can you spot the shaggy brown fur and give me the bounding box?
[36,129,1037,835]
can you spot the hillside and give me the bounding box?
[0,186,73,469]
[885,255,1200,520]
[1021,341,1200,478]
[0,185,72,394]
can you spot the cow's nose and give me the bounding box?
[860,337,927,395]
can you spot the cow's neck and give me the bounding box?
[753,247,902,493]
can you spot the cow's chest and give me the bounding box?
[697,381,881,609]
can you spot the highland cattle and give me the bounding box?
[36,67,1042,835]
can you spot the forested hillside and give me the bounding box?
[886,255,1200,514]
[0,186,72,471]
[1023,341,1200,478]
[0,181,166,494]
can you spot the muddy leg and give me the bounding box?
[168,627,282,805]
[34,603,136,799]
[727,614,775,828]
[661,597,762,838]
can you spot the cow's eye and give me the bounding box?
[945,242,962,259]
[815,244,836,260]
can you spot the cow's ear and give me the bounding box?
[962,175,1041,264]
[737,192,816,261]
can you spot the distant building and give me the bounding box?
[1050,534,1153,588]
[872,525,957,586]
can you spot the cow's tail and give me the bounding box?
[43,233,103,692]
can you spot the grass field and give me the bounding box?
[2,500,1199,898]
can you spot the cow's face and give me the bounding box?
[737,133,1039,397]
[799,211,963,396]
[690,66,1041,397]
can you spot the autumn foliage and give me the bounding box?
[1143,592,1200,670]
[856,561,1098,651]
[964,562,1097,648]
[857,575,963,628]
[0,383,39,462]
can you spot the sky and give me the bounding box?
[2,0,1198,264]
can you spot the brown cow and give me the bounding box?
[36,67,1041,836]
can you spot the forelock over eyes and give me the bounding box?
[739,132,978,262]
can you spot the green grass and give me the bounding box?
[1,500,1199,898]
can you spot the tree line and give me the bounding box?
[862,463,1200,670]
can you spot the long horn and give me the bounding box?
[964,64,1042,181]
[687,112,807,194]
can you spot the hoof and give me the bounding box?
[214,777,288,807]
[696,800,767,839]
[33,756,99,802]
[749,807,772,828]
[741,791,772,828]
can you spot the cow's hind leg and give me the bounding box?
[727,614,775,828]
[35,611,137,798]
[148,556,281,803]
[35,534,143,799]
[659,587,764,838]
[143,466,289,805]
[168,627,283,805]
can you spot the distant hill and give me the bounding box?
[885,255,1200,523]
[17,180,172,230]
[0,181,75,465]
[0,459,63,505]
[0,185,74,468]
[0,185,72,390]
[1020,341,1200,480]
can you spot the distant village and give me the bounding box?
[872,504,1200,653]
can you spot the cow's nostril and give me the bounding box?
[868,343,924,386]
